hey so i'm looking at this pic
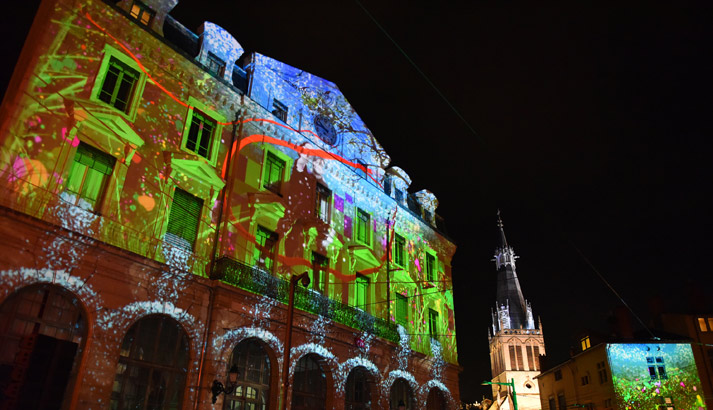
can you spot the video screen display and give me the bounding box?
[608,343,706,409]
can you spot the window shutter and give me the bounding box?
[166,189,202,249]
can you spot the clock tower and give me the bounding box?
[487,212,546,410]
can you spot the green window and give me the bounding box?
[65,142,115,211]
[355,274,369,310]
[186,110,215,159]
[312,253,328,293]
[426,253,436,282]
[355,208,370,245]
[263,152,286,194]
[98,57,140,113]
[393,234,405,267]
[253,226,277,272]
[165,188,203,250]
[428,308,438,340]
[395,293,408,326]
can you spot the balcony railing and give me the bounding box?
[213,257,399,343]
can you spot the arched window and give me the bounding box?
[426,387,447,410]
[291,354,326,410]
[0,285,86,409]
[111,315,189,410]
[345,366,372,410]
[389,378,414,410]
[223,339,271,410]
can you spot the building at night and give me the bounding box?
[0,0,459,409]
[487,214,545,410]
[536,340,707,410]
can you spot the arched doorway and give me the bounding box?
[110,315,189,409]
[389,378,415,410]
[426,387,447,410]
[345,366,373,410]
[291,354,326,410]
[0,284,87,409]
[223,338,272,410]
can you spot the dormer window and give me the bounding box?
[130,1,155,27]
[206,52,226,77]
[271,99,288,122]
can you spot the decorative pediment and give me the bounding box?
[72,103,144,162]
[170,158,225,203]
[349,244,381,272]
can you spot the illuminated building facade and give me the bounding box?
[536,341,708,410]
[0,0,459,409]
[487,214,545,410]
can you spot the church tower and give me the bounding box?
[487,212,546,410]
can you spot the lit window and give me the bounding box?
[428,308,439,340]
[355,208,371,245]
[185,110,215,160]
[698,317,707,332]
[355,274,369,310]
[165,188,203,250]
[311,253,328,294]
[315,183,331,222]
[129,1,155,27]
[581,336,591,351]
[98,57,140,114]
[426,253,436,282]
[395,293,408,326]
[263,151,286,194]
[224,340,271,410]
[254,226,277,272]
[393,233,405,267]
[64,143,115,211]
[271,99,287,122]
[709,318,713,331]
[206,52,225,77]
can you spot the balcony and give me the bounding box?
[213,257,399,343]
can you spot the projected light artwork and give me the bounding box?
[608,343,706,410]
[0,0,459,407]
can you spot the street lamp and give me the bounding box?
[280,272,310,410]
[482,378,518,410]
[211,364,239,404]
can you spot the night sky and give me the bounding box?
[2,0,712,404]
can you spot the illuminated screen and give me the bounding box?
[607,343,706,409]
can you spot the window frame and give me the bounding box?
[355,273,369,311]
[254,225,278,273]
[425,251,437,282]
[206,52,226,77]
[165,187,204,251]
[91,45,147,122]
[63,142,116,212]
[271,99,288,123]
[355,208,371,246]
[315,183,331,223]
[393,233,406,268]
[180,97,225,166]
[311,252,328,294]
[395,293,408,326]
[261,147,292,195]
[129,0,155,27]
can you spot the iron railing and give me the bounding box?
[213,257,399,342]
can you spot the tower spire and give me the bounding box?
[492,211,530,330]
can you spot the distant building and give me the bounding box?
[536,340,707,410]
[0,0,459,408]
[487,213,545,410]
[658,313,713,406]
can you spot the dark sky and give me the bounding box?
[3,0,713,404]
